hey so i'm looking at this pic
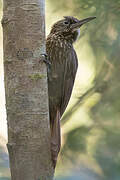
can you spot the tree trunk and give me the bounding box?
[2,0,54,179]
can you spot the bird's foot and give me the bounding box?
[40,53,51,71]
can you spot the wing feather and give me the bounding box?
[60,48,78,116]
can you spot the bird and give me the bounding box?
[46,16,96,168]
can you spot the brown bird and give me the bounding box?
[46,16,96,168]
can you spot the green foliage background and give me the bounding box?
[1,0,120,180]
[46,0,120,179]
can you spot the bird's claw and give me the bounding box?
[41,53,51,66]
[40,53,51,72]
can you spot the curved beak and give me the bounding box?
[71,16,96,31]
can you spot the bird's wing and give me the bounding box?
[60,48,78,117]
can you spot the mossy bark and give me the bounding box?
[2,0,54,179]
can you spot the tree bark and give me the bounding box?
[2,0,54,179]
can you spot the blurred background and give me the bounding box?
[1,0,120,179]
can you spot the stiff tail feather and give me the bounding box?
[50,110,61,168]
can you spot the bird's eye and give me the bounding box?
[64,21,69,25]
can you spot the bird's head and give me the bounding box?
[50,16,96,42]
